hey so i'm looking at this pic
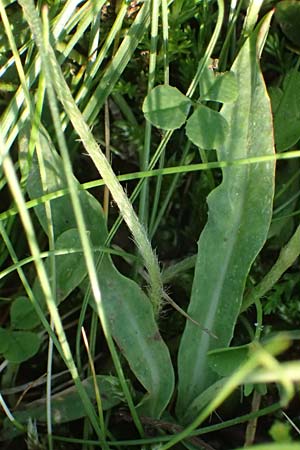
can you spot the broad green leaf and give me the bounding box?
[3,330,40,363]
[29,375,123,422]
[10,296,39,330]
[176,18,275,421]
[142,85,191,130]
[268,86,282,113]
[1,375,124,440]
[185,104,228,150]
[87,256,173,417]
[275,0,300,46]
[32,228,89,307]
[199,63,216,96]
[270,71,300,151]
[0,327,10,353]
[27,132,174,418]
[207,345,249,376]
[51,229,88,300]
[183,378,228,422]
[201,71,238,103]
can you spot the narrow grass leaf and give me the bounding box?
[176,16,275,421]
[83,1,151,124]
[0,0,86,144]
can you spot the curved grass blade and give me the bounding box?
[176,14,275,421]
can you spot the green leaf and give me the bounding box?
[33,375,123,423]
[3,330,40,363]
[270,71,300,151]
[27,135,103,241]
[1,375,124,440]
[142,85,191,130]
[10,296,40,330]
[32,229,89,307]
[183,378,228,422]
[199,63,216,96]
[0,327,10,353]
[269,421,292,442]
[86,257,173,417]
[201,71,238,103]
[185,105,228,149]
[27,131,174,418]
[176,18,275,422]
[207,345,249,377]
[275,0,300,47]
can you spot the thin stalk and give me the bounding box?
[81,0,127,87]
[244,389,261,446]
[199,147,215,191]
[1,150,300,224]
[51,400,284,447]
[148,0,169,233]
[0,0,32,109]
[86,7,101,76]
[36,113,56,450]
[241,0,264,40]
[219,0,244,70]
[0,0,84,142]
[82,327,106,441]
[103,100,111,219]
[0,392,25,433]
[0,246,137,281]
[150,140,192,239]
[81,311,100,449]
[139,0,161,228]
[161,0,169,84]
[241,224,300,312]
[46,326,54,450]
[31,71,55,450]
[186,0,224,98]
